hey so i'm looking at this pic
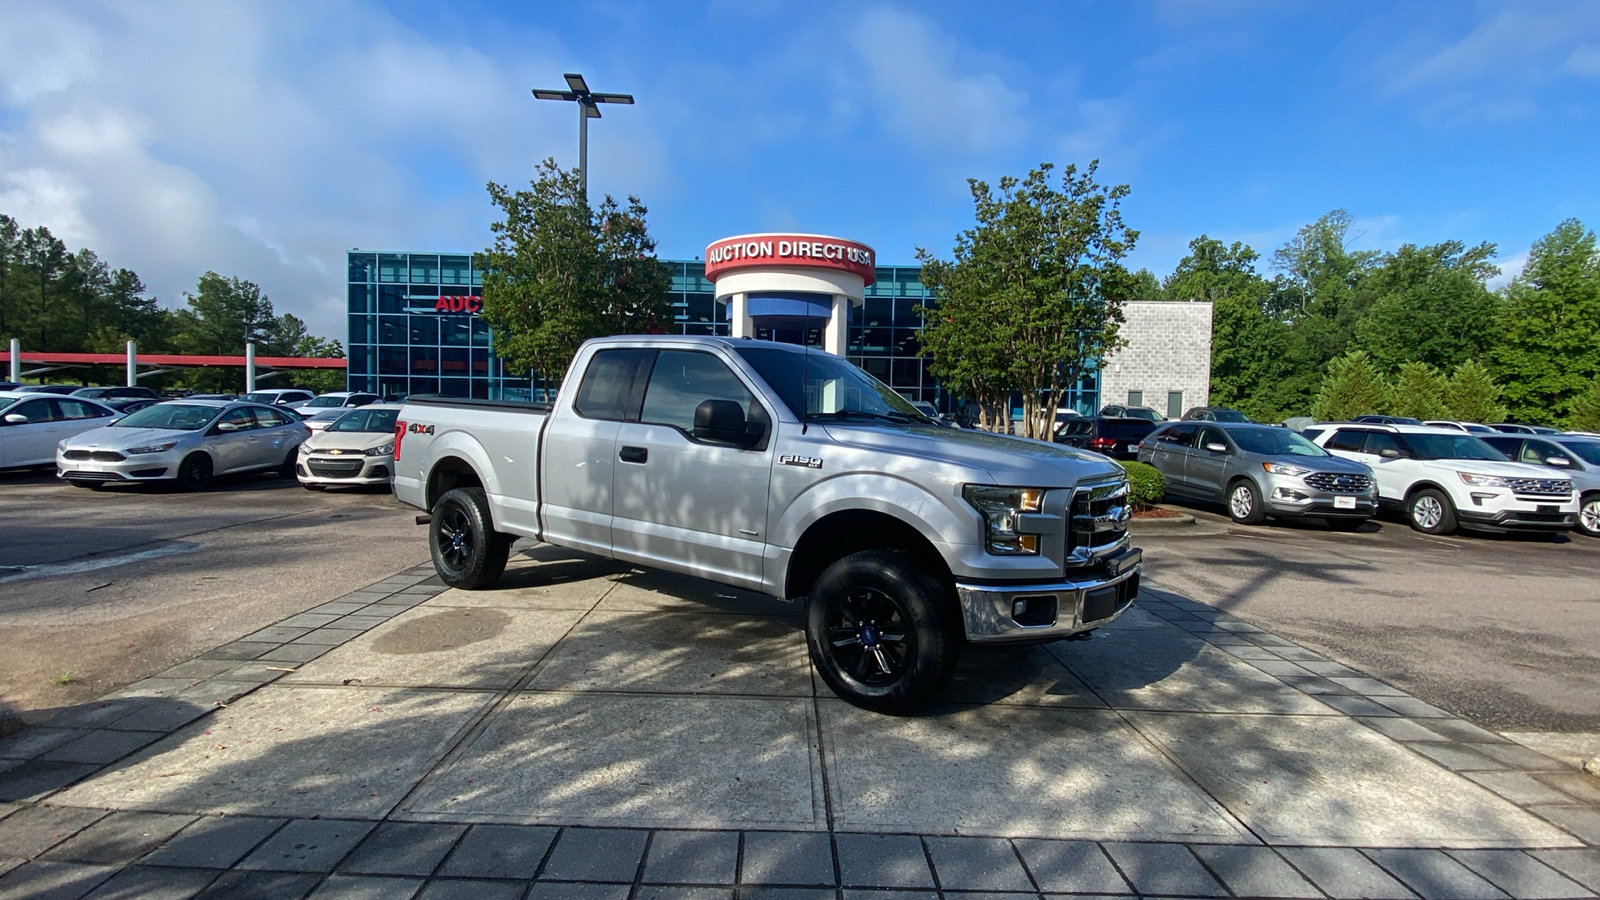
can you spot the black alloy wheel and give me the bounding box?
[806,549,960,715]
[429,486,512,590]
[176,453,212,492]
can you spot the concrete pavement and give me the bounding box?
[0,544,1597,898]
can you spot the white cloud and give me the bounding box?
[0,168,91,244]
[1489,250,1528,290]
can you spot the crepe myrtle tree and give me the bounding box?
[917,160,1139,439]
[477,159,669,383]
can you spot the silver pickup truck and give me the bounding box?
[395,335,1141,713]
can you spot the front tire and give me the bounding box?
[1408,488,1457,535]
[176,453,212,492]
[430,487,512,590]
[1577,492,1600,538]
[1227,479,1266,525]
[805,550,960,715]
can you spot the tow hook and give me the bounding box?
[415,514,431,525]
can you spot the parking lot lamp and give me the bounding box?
[532,73,635,200]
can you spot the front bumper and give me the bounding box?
[1458,507,1577,532]
[956,548,1141,644]
[1261,473,1377,519]
[297,453,392,486]
[57,449,182,483]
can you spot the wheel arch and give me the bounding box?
[1404,480,1452,502]
[784,508,955,603]
[426,455,486,510]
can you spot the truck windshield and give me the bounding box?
[1405,433,1504,461]
[733,346,931,423]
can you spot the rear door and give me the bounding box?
[209,407,261,473]
[611,348,774,589]
[539,348,652,558]
[1150,422,1198,493]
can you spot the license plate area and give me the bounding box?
[1538,504,1558,514]
[1334,496,1357,509]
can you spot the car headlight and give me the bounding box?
[127,441,178,454]
[298,443,312,455]
[1458,472,1509,488]
[364,443,395,457]
[1263,462,1310,477]
[962,485,1045,555]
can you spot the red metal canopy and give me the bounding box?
[2,351,345,369]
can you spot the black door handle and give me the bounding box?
[619,446,648,464]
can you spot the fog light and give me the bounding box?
[1274,487,1309,501]
[1011,595,1058,628]
[1470,491,1497,506]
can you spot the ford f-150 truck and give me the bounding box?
[394,335,1141,713]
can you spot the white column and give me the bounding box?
[8,338,18,383]
[823,294,849,356]
[245,342,256,393]
[126,340,138,386]
[729,293,753,338]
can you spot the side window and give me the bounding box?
[256,407,289,427]
[1164,423,1198,447]
[7,399,58,423]
[1325,429,1367,452]
[216,407,257,432]
[640,350,759,434]
[1522,440,1566,466]
[1362,431,1405,457]
[1301,427,1324,442]
[1197,426,1227,450]
[574,349,646,421]
[1480,437,1518,459]
[1067,420,1092,436]
[58,400,112,420]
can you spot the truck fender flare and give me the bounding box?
[771,473,967,553]
[423,433,501,507]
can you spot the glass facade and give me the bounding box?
[346,251,1100,414]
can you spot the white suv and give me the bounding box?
[1303,424,1578,535]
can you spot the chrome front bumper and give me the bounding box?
[955,548,1141,644]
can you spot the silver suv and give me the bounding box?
[1481,434,1600,538]
[1139,422,1377,528]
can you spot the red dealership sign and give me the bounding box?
[433,295,483,314]
[704,234,875,285]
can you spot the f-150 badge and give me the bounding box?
[780,455,823,469]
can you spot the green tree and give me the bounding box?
[174,272,276,356]
[1311,350,1390,421]
[1444,358,1508,424]
[1353,241,1501,372]
[917,160,1139,439]
[1269,209,1379,335]
[1491,219,1600,423]
[1567,375,1600,432]
[477,159,669,382]
[1389,361,1449,420]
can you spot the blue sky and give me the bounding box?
[1,1,1596,339]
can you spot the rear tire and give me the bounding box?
[806,550,961,715]
[1227,479,1267,525]
[176,453,212,492]
[1577,492,1600,538]
[1407,488,1457,535]
[430,487,512,590]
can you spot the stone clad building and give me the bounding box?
[1098,300,1214,419]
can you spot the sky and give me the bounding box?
[1,0,1596,341]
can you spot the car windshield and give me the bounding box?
[1209,409,1251,423]
[1230,428,1328,457]
[242,392,281,403]
[1405,433,1505,461]
[329,408,399,433]
[303,396,345,408]
[733,347,930,423]
[1560,440,1600,466]
[111,403,219,431]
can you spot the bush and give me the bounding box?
[1119,460,1165,510]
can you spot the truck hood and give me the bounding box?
[821,423,1125,487]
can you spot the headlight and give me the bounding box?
[127,441,177,454]
[962,485,1045,555]
[1458,472,1509,487]
[1262,462,1310,477]
[365,443,395,457]
[298,443,312,454]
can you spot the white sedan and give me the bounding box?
[57,400,309,490]
[297,404,400,489]
[1,391,120,470]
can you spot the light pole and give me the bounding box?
[532,73,634,199]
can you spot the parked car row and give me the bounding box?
[1123,419,1598,539]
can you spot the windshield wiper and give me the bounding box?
[808,409,914,424]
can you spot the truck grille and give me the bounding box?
[1304,472,1371,493]
[63,450,126,462]
[1508,478,1570,496]
[308,459,365,478]
[1065,478,1131,566]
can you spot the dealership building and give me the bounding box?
[345,236,1209,416]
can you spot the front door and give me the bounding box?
[1187,425,1232,498]
[0,398,64,467]
[611,349,774,590]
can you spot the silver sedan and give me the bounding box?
[56,400,309,490]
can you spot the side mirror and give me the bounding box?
[692,399,761,448]
[1379,448,1401,459]
[216,421,242,433]
[1205,442,1228,453]
[1546,456,1571,467]
[2,413,26,425]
